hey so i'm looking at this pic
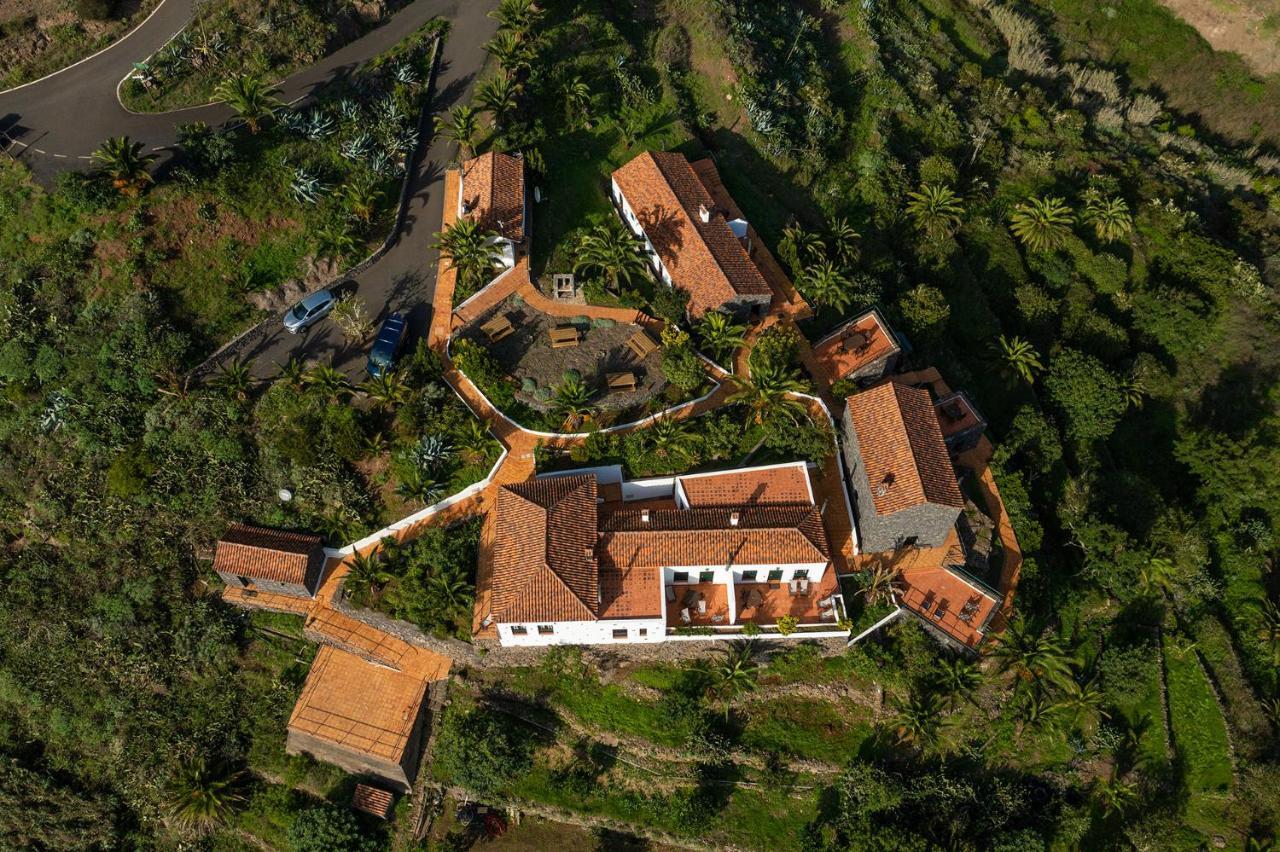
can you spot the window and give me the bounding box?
[699,570,715,583]
[673,571,689,583]
[612,629,628,639]
[767,568,784,581]
[638,628,648,637]
[740,569,758,582]
[793,568,810,580]
[537,624,554,636]
[510,625,527,636]
[237,576,253,588]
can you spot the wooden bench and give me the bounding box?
[626,329,659,360]
[607,371,637,392]
[549,325,581,349]
[481,314,514,342]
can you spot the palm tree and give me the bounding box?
[1093,774,1137,816]
[729,362,809,426]
[1082,194,1131,243]
[1053,676,1109,729]
[165,758,244,833]
[890,691,943,748]
[275,356,308,389]
[831,217,861,266]
[1139,555,1177,596]
[799,260,853,313]
[212,357,254,401]
[339,178,382,226]
[362,371,408,411]
[564,75,593,129]
[573,219,650,294]
[647,416,701,467]
[315,224,359,265]
[552,374,595,430]
[486,30,532,76]
[1120,376,1145,410]
[344,550,394,603]
[429,565,473,610]
[989,617,1076,690]
[1018,686,1060,731]
[396,468,444,505]
[433,219,502,298]
[303,363,352,403]
[778,224,824,274]
[1009,195,1074,253]
[491,0,543,32]
[436,104,483,159]
[859,562,900,608]
[701,639,759,718]
[905,183,964,240]
[936,656,983,710]
[92,136,156,196]
[454,418,493,459]
[476,74,521,128]
[991,334,1044,384]
[363,430,389,457]
[213,73,281,134]
[696,310,747,363]
[1255,598,1280,666]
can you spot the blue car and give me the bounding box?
[366,313,407,378]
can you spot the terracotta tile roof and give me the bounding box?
[600,506,830,569]
[599,565,662,619]
[934,391,986,440]
[221,584,312,616]
[612,151,770,317]
[846,382,964,516]
[213,524,323,587]
[491,475,599,623]
[352,784,396,819]
[677,462,813,508]
[460,151,525,242]
[287,646,428,764]
[811,309,900,382]
[306,608,414,670]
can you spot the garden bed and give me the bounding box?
[457,296,668,420]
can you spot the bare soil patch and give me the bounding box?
[1158,0,1280,75]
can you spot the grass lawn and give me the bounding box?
[738,696,874,764]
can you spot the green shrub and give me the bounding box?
[521,376,538,393]
[592,317,616,328]
[435,706,533,793]
[74,0,114,20]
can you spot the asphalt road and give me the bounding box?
[0,0,499,381]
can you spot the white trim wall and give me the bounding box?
[498,618,665,646]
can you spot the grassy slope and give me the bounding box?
[1163,634,1235,840]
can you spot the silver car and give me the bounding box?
[283,288,336,333]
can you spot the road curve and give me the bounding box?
[0,0,474,185]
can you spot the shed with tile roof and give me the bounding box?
[611,151,771,319]
[213,524,326,599]
[458,151,526,269]
[841,382,964,554]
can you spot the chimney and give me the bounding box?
[876,472,895,497]
[698,203,711,223]
[583,546,594,559]
[640,509,650,523]
[729,511,740,527]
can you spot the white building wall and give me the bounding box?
[663,562,827,586]
[498,618,666,647]
[611,178,674,287]
[622,476,676,502]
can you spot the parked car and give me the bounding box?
[283,288,337,334]
[366,312,407,377]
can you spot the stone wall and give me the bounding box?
[287,728,414,792]
[217,571,310,600]
[331,589,485,666]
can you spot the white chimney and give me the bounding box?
[698,203,711,223]
[729,511,740,527]
[641,509,650,523]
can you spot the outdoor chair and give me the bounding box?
[797,577,810,595]
[697,596,707,615]
[711,614,724,624]
[680,608,691,624]
[607,371,638,393]
[665,586,676,603]
[625,329,659,360]
[481,314,514,343]
[550,325,581,349]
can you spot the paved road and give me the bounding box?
[202,0,498,382]
[0,0,486,186]
[0,0,498,380]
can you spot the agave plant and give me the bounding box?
[393,127,418,154]
[378,95,403,124]
[340,132,372,161]
[336,98,361,122]
[277,109,307,134]
[411,434,454,473]
[392,62,419,86]
[40,391,69,433]
[302,109,336,141]
[290,167,327,204]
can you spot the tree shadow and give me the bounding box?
[1189,358,1280,440]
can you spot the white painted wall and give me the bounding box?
[612,178,673,287]
[663,562,827,586]
[621,476,676,502]
[539,465,624,487]
[498,618,666,646]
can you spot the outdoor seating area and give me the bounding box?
[735,571,841,626]
[458,295,669,416]
[666,582,730,628]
